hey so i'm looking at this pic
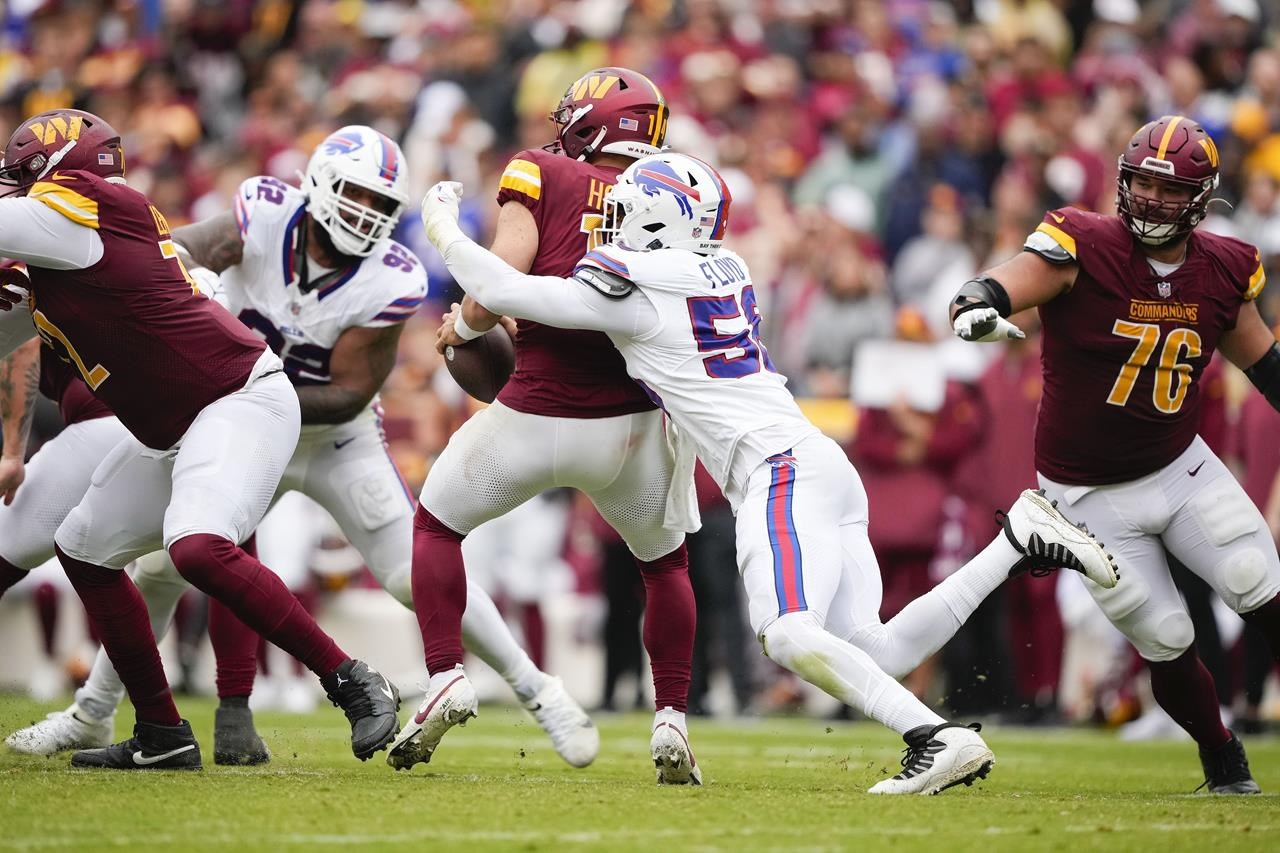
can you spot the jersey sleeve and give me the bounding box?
[360,242,429,328]
[495,149,547,216]
[1023,208,1083,264]
[233,176,293,250]
[1242,244,1266,302]
[28,171,101,230]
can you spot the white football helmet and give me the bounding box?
[304,126,409,257]
[596,152,731,255]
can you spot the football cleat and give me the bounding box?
[320,659,401,761]
[213,703,271,766]
[523,676,599,768]
[69,719,201,771]
[387,667,477,771]
[999,489,1119,588]
[651,708,701,785]
[1198,732,1262,794]
[5,703,113,756]
[868,722,994,795]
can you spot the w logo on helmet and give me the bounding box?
[26,115,84,146]
[570,73,621,101]
[321,131,365,156]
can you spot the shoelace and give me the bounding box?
[895,736,943,779]
[330,678,376,724]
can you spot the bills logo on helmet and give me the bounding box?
[635,165,699,218]
[321,131,365,156]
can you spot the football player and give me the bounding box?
[410,154,1119,794]
[7,127,597,769]
[951,115,1280,794]
[0,109,399,769]
[393,68,701,782]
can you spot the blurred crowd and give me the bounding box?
[3,0,1280,730]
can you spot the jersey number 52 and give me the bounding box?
[687,286,776,379]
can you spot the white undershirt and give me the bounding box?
[0,197,104,270]
[1147,257,1184,278]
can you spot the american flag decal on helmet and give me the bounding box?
[619,117,639,131]
[98,153,113,165]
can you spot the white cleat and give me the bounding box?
[386,668,477,771]
[5,703,114,756]
[1001,488,1119,588]
[524,676,598,768]
[651,708,701,785]
[868,722,994,795]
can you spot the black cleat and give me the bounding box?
[213,704,271,766]
[321,659,401,761]
[70,719,202,771]
[1198,731,1262,794]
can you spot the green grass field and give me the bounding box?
[0,695,1277,852]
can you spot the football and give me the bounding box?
[444,325,515,403]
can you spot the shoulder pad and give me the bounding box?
[1245,245,1266,301]
[28,171,100,230]
[1023,228,1076,264]
[498,151,545,203]
[573,266,635,299]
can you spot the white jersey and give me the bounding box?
[585,246,817,502]
[443,234,817,506]
[220,176,426,426]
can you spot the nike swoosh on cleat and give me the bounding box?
[414,675,466,725]
[1188,461,1205,477]
[334,437,357,450]
[380,677,395,701]
[131,744,196,766]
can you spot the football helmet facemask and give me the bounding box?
[596,152,732,255]
[303,126,409,257]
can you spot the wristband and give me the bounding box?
[453,313,485,342]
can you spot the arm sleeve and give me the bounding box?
[441,236,657,337]
[0,197,103,269]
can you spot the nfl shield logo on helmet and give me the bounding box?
[1157,281,1172,298]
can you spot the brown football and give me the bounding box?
[444,325,515,403]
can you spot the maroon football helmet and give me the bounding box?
[548,67,668,161]
[0,109,124,197]
[1116,115,1220,246]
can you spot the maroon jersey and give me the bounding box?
[23,171,267,449]
[39,348,112,426]
[493,148,655,418]
[1028,208,1265,485]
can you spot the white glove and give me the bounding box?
[422,181,465,251]
[953,306,1025,342]
[189,265,229,308]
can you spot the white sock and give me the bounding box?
[461,578,548,702]
[763,613,944,735]
[75,553,190,719]
[847,533,1021,679]
[427,663,468,691]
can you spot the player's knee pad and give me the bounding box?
[53,507,131,570]
[759,611,826,669]
[1192,481,1260,547]
[1215,547,1280,613]
[1125,610,1195,662]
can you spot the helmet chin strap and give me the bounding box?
[35,139,78,181]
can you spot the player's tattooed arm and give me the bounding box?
[296,324,404,425]
[172,212,245,274]
[0,338,41,504]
